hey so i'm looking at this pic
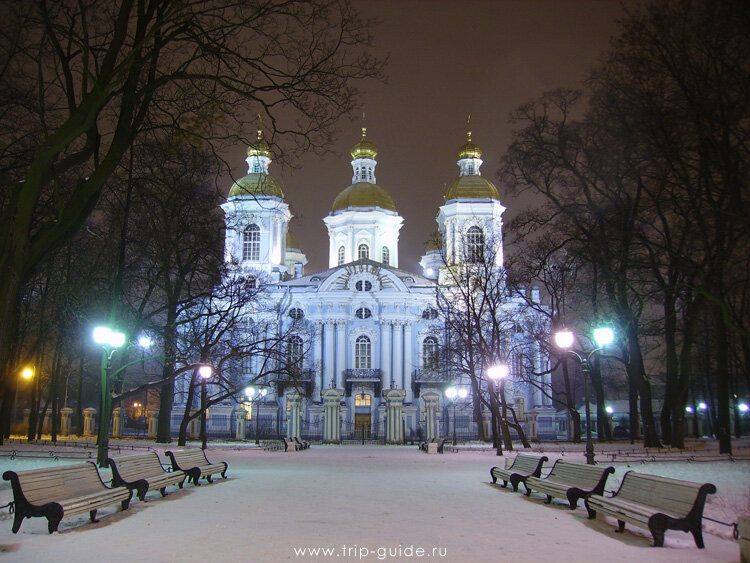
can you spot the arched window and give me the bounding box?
[382,246,390,266]
[337,246,345,266]
[243,224,261,261]
[423,336,439,369]
[466,226,484,263]
[288,335,304,367]
[355,393,371,407]
[355,307,372,319]
[355,335,371,369]
[358,243,369,260]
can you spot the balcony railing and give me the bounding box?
[344,368,382,380]
[412,368,448,382]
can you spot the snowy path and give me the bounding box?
[0,445,743,562]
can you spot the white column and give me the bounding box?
[324,322,335,390]
[313,322,323,400]
[336,321,346,388]
[392,322,403,390]
[348,226,355,262]
[380,321,391,388]
[404,323,413,399]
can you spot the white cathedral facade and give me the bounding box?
[172,127,554,443]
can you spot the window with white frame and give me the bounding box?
[358,243,369,260]
[355,335,371,369]
[466,226,484,263]
[382,246,390,266]
[243,224,261,261]
[338,246,345,265]
[422,336,439,370]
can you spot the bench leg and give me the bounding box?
[566,490,581,510]
[12,511,24,534]
[545,495,553,504]
[160,487,167,496]
[616,520,626,533]
[648,515,667,547]
[122,496,131,510]
[489,469,497,484]
[691,526,705,549]
[509,475,522,492]
[205,475,213,484]
[221,464,228,479]
[584,500,596,520]
[524,484,532,496]
[90,509,98,523]
[136,483,148,501]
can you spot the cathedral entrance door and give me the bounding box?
[354,413,371,440]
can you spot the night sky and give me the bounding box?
[226,0,630,274]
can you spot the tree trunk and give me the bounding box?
[713,302,732,454]
[624,322,661,447]
[177,373,198,446]
[660,292,679,445]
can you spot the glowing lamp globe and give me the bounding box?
[593,327,614,348]
[487,364,509,381]
[605,406,614,414]
[554,329,574,349]
[245,386,255,398]
[198,365,213,379]
[738,403,749,413]
[445,387,457,400]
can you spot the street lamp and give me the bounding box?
[554,326,614,465]
[198,365,213,450]
[445,386,468,446]
[244,386,268,445]
[487,364,509,455]
[93,326,126,467]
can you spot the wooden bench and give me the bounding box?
[108,452,187,501]
[281,437,298,451]
[294,437,310,450]
[419,438,436,452]
[584,471,717,548]
[490,453,549,492]
[523,459,615,509]
[165,449,228,485]
[2,462,132,533]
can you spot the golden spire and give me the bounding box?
[350,112,377,160]
[247,113,271,157]
[458,113,481,160]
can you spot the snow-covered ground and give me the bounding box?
[0,440,747,562]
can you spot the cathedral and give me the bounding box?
[171,126,554,443]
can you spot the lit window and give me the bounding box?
[243,224,260,261]
[355,393,371,407]
[423,337,439,369]
[466,226,484,263]
[355,307,372,319]
[382,246,389,266]
[338,246,345,265]
[355,335,371,369]
[358,244,369,260]
[289,308,304,320]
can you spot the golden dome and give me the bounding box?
[350,127,378,160]
[458,130,482,159]
[246,129,271,157]
[228,173,284,198]
[444,175,499,201]
[332,182,396,212]
[286,230,301,250]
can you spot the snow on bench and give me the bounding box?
[108,451,187,501]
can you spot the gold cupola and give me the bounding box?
[457,130,482,160]
[350,127,378,160]
[246,128,271,158]
[443,130,500,201]
[228,129,284,198]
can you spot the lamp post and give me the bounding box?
[445,386,468,446]
[244,386,268,445]
[554,326,614,465]
[198,365,213,450]
[93,326,126,467]
[487,364,509,455]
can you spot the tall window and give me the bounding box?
[243,224,260,261]
[466,226,484,263]
[358,243,369,260]
[382,246,390,266]
[337,246,345,265]
[355,393,371,407]
[423,336,439,369]
[288,335,303,367]
[355,335,371,369]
